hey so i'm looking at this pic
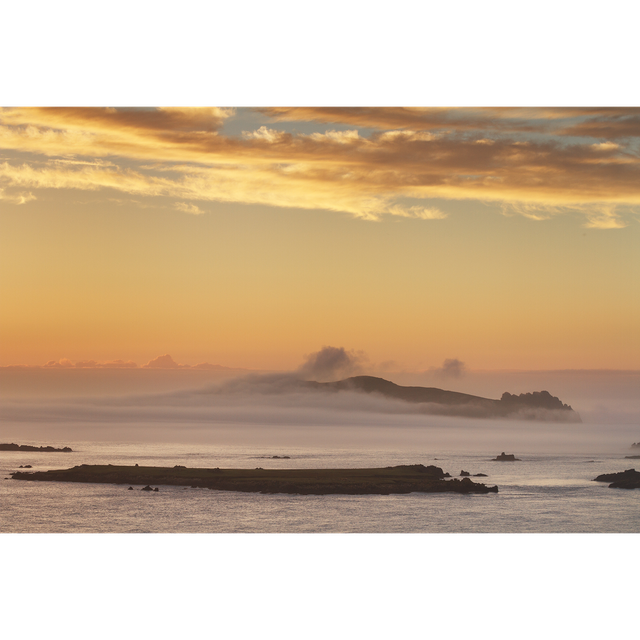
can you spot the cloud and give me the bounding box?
[591,141,620,151]
[243,126,289,143]
[0,161,172,197]
[0,187,35,204]
[297,346,367,382]
[191,362,229,370]
[386,204,446,220]
[376,130,437,143]
[257,107,544,134]
[584,207,626,229]
[81,359,138,369]
[2,107,640,226]
[175,201,204,214]
[558,113,640,140]
[9,356,228,370]
[308,129,361,143]
[432,358,466,379]
[43,358,75,368]
[41,358,139,368]
[141,354,224,369]
[203,346,369,395]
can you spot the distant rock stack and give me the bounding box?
[493,452,521,461]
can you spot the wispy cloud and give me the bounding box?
[41,358,139,369]
[175,201,204,214]
[583,206,627,229]
[0,186,35,204]
[5,355,229,370]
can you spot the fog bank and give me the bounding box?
[2,346,638,454]
[1,387,638,455]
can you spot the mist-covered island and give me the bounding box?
[301,375,579,422]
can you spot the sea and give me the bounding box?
[2,439,639,533]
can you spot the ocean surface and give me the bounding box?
[2,439,639,533]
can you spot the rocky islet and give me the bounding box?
[11,463,499,495]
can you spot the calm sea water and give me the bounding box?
[2,441,639,533]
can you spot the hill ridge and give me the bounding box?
[304,375,578,421]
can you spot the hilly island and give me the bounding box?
[303,376,579,421]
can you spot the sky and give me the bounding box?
[1,107,639,373]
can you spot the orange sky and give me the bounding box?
[1,107,638,371]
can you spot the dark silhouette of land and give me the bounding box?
[493,452,521,461]
[593,468,640,489]
[303,376,579,421]
[0,443,72,452]
[11,464,499,495]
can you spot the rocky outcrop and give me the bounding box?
[499,390,572,411]
[11,463,499,495]
[593,468,640,489]
[0,443,72,452]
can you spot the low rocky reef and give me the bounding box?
[11,463,499,495]
[1,443,73,452]
[593,468,640,490]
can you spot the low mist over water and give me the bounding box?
[3,357,640,533]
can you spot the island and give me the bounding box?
[303,376,579,422]
[11,463,499,495]
[0,443,73,452]
[593,468,640,489]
